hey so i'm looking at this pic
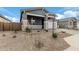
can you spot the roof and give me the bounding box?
[47,13,57,17]
[21,7,49,13]
[0,15,12,22]
[59,17,77,22]
[20,7,56,21]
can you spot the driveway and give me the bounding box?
[64,34,79,51]
[59,29,79,51]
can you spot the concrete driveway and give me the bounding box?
[59,29,79,51]
[64,34,79,51]
[41,29,79,51]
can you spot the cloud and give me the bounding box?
[64,10,77,17]
[11,17,19,22]
[4,15,19,22]
[56,7,79,19]
[62,7,79,18]
[0,7,19,22]
[63,7,79,11]
[56,10,79,20]
[56,14,64,19]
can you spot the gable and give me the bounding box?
[29,9,46,16]
[20,8,56,22]
[25,8,48,16]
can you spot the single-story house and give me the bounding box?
[58,17,77,29]
[20,7,58,31]
[0,15,11,23]
[77,20,79,29]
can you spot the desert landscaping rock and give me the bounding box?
[0,31,71,51]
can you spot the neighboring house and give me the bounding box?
[77,20,79,29]
[20,7,57,31]
[0,15,11,23]
[58,17,77,29]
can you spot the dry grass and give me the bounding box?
[0,31,71,51]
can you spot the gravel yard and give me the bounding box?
[0,30,71,51]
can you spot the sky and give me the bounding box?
[0,7,79,22]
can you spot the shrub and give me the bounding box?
[35,40,44,49]
[52,33,58,38]
[37,30,40,32]
[44,30,48,32]
[12,35,16,38]
[25,27,31,33]
[2,34,6,37]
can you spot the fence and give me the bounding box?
[0,22,21,31]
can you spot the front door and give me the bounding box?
[42,19,44,29]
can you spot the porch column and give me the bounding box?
[22,11,29,31]
[44,13,48,30]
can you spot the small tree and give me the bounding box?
[52,16,58,39]
[52,33,58,38]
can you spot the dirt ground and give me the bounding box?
[0,30,71,51]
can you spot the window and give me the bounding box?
[31,19,35,25]
[70,21,72,25]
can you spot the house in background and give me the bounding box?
[58,17,77,29]
[0,15,11,23]
[76,20,79,29]
[20,7,57,31]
